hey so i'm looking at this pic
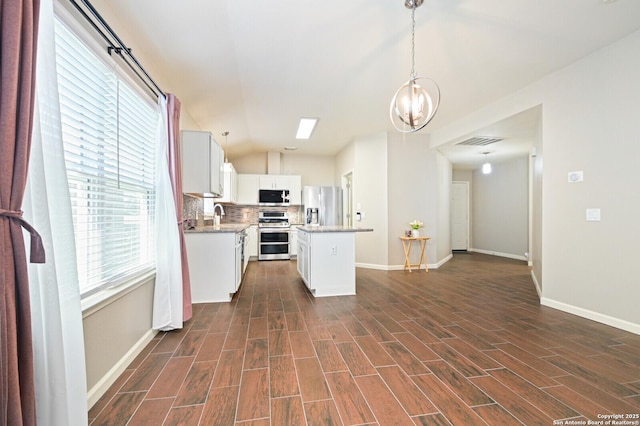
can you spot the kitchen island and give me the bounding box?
[296,226,373,297]
[184,224,251,302]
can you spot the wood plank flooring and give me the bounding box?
[89,253,640,425]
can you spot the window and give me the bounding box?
[54,18,160,296]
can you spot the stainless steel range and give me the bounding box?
[258,211,290,260]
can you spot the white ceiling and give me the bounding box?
[94,0,640,167]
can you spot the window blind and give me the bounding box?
[54,18,159,296]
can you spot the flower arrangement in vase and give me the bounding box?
[409,220,424,237]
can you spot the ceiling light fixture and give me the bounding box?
[482,152,492,174]
[222,131,229,163]
[390,0,440,133]
[296,117,318,139]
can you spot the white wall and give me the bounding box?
[540,30,640,332]
[430,30,640,333]
[353,133,389,267]
[471,157,529,259]
[83,279,156,407]
[335,141,355,185]
[231,152,336,187]
[231,152,268,174]
[436,152,452,263]
[386,132,440,268]
[281,154,336,187]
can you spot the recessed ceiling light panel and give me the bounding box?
[296,117,318,140]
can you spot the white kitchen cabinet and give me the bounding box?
[296,228,360,297]
[235,233,242,291]
[237,174,301,205]
[290,228,298,258]
[259,175,289,190]
[215,162,238,203]
[243,232,250,272]
[258,175,302,205]
[237,174,260,205]
[288,175,302,205]
[185,230,244,303]
[247,225,258,258]
[181,130,224,197]
[296,230,310,285]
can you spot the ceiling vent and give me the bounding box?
[456,136,503,146]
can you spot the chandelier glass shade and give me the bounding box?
[390,77,440,131]
[390,0,440,133]
[482,152,492,174]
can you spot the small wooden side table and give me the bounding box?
[399,236,430,272]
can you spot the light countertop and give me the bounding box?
[296,225,373,233]
[184,224,251,233]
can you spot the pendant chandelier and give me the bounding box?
[390,0,440,133]
[482,152,492,174]
[222,131,229,163]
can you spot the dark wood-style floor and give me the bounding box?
[89,253,640,425]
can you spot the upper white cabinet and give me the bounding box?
[259,175,289,190]
[288,175,302,205]
[237,174,301,205]
[215,162,238,203]
[181,130,224,197]
[237,174,260,205]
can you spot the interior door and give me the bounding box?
[451,181,469,250]
[343,171,353,227]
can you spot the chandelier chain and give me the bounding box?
[410,4,416,79]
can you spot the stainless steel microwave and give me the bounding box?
[259,189,290,206]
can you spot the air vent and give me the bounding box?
[456,137,503,146]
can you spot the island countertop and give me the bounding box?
[296,225,373,233]
[184,224,251,233]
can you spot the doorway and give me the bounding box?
[342,171,353,227]
[451,181,469,250]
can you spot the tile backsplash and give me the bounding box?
[183,195,303,226]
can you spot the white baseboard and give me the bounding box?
[356,262,391,270]
[530,269,542,298]
[356,254,452,271]
[436,253,453,268]
[87,328,158,409]
[540,297,640,336]
[470,248,528,261]
[386,264,429,271]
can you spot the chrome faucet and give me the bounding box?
[213,203,225,217]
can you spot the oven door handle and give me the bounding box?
[259,228,291,233]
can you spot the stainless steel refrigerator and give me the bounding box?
[302,186,343,226]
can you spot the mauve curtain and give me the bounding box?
[166,94,192,322]
[0,0,43,425]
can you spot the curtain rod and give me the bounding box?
[67,0,167,99]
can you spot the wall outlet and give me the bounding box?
[330,245,337,255]
[586,208,601,222]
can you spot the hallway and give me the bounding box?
[89,253,640,425]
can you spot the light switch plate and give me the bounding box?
[568,171,584,182]
[586,208,601,222]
